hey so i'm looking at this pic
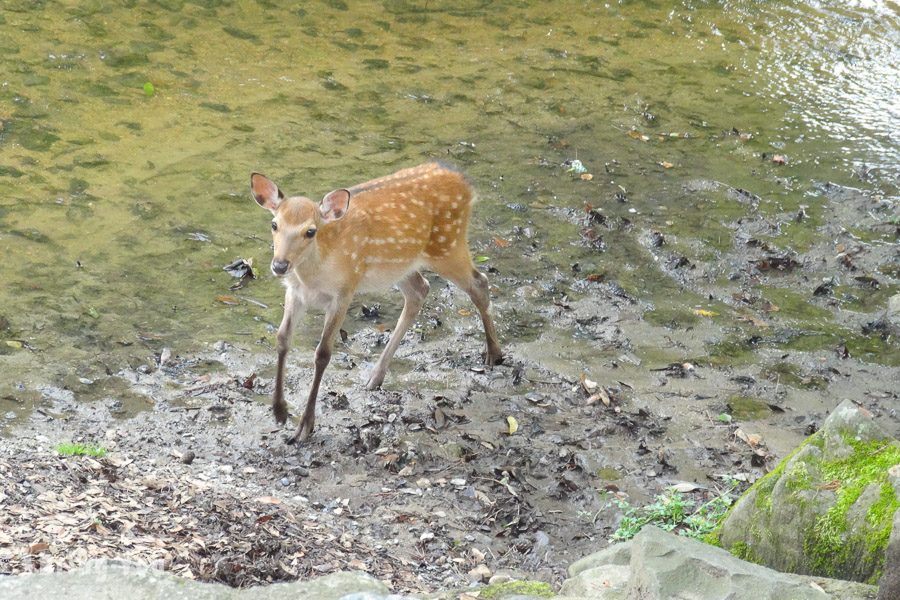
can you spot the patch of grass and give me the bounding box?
[56,442,108,458]
[610,487,735,542]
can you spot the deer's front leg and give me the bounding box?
[273,287,302,425]
[288,295,352,444]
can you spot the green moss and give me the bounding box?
[727,395,771,421]
[761,362,829,390]
[644,305,699,329]
[730,541,757,562]
[783,461,812,493]
[479,580,555,598]
[806,437,900,583]
[763,288,833,322]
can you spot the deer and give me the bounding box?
[250,162,503,444]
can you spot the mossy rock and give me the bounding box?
[714,400,900,584]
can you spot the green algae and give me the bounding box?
[479,580,555,598]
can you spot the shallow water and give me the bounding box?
[1,1,898,403]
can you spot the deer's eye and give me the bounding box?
[271,221,278,232]
[305,228,317,238]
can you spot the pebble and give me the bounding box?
[450,478,467,486]
[419,531,434,542]
[415,477,431,488]
[217,464,233,474]
[213,340,227,352]
[181,451,196,465]
[467,563,492,582]
[280,477,291,487]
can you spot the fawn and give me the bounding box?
[250,162,503,443]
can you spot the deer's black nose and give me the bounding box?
[271,260,290,276]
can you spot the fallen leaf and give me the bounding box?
[659,161,674,169]
[216,295,239,305]
[693,309,718,317]
[579,374,599,393]
[506,416,518,435]
[254,496,282,505]
[670,482,701,493]
[29,542,49,555]
[586,388,611,406]
[771,154,787,165]
[493,238,510,248]
[627,130,650,142]
[580,173,593,181]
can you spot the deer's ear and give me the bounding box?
[251,173,284,213]
[320,189,351,222]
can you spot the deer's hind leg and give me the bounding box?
[366,270,430,390]
[428,248,503,366]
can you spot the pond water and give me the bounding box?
[1,1,898,402]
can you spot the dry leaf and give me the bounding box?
[580,173,593,181]
[493,238,510,248]
[506,416,519,435]
[693,309,718,317]
[586,388,611,406]
[579,374,599,393]
[627,130,650,142]
[29,542,49,554]
[254,496,282,505]
[659,161,674,169]
[215,295,239,305]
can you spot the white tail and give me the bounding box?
[250,162,503,443]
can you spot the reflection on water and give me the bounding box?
[0,1,897,397]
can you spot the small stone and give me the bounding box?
[280,477,290,487]
[488,573,513,585]
[159,347,172,366]
[181,451,196,465]
[213,340,227,352]
[420,531,435,542]
[468,563,491,582]
[217,464,233,474]
[415,477,431,489]
[450,478,467,486]
[78,377,94,385]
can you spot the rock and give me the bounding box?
[468,563,492,583]
[181,450,196,465]
[0,559,394,599]
[886,294,900,329]
[716,399,900,584]
[559,526,878,599]
[876,508,900,600]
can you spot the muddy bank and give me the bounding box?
[2,181,897,592]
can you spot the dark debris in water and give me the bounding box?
[222,258,256,290]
